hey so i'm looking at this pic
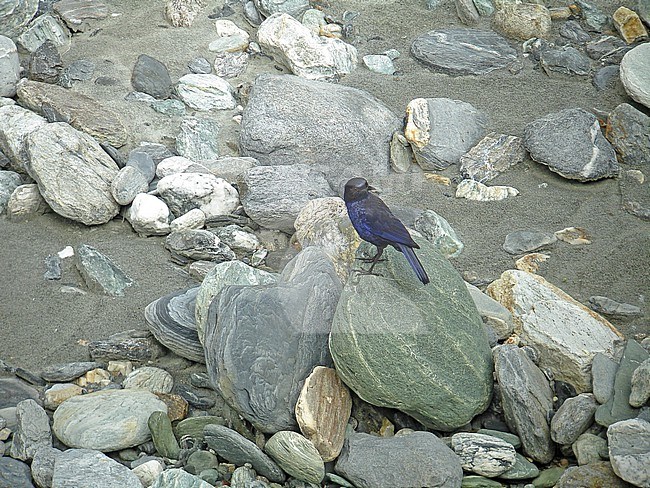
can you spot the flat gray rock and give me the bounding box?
[203,424,285,483]
[164,229,236,262]
[411,28,517,76]
[53,0,110,32]
[493,344,555,464]
[524,108,619,181]
[31,446,61,488]
[592,352,619,404]
[204,246,342,433]
[607,418,650,487]
[239,74,400,188]
[605,103,650,167]
[40,362,103,382]
[0,377,40,409]
[630,358,650,407]
[10,399,52,461]
[131,54,172,99]
[335,431,463,488]
[330,238,493,432]
[150,468,213,488]
[75,244,133,296]
[503,230,557,255]
[51,449,142,488]
[237,164,335,233]
[540,46,591,77]
[550,393,599,445]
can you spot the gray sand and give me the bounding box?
[1,0,648,372]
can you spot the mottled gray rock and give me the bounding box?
[460,133,525,182]
[593,65,621,91]
[560,20,592,43]
[0,35,19,97]
[466,283,515,341]
[176,116,221,162]
[156,156,208,178]
[0,456,34,488]
[237,164,335,233]
[524,108,619,181]
[194,260,277,344]
[131,54,172,99]
[586,35,629,64]
[205,247,341,433]
[588,296,642,317]
[451,432,516,477]
[165,229,236,262]
[0,377,40,409]
[330,238,493,431]
[575,0,608,30]
[202,157,258,182]
[551,393,599,445]
[28,39,62,83]
[0,169,22,213]
[239,74,400,187]
[203,424,285,483]
[630,358,650,408]
[362,54,395,75]
[620,167,650,221]
[17,14,71,54]
[493,3,552,40]
[605,103,650,167]
[487,270,622,392]
[53,0,110,32]
[189,56,211,74]
[25,123,120,225]
[592,352,619,404]
[503,230,557,254]
[596,340,648,427]
[6,183,48,220]
[151,468,213,488]
[87,329,165,362]
[335,431,463,488]
[411,28,517,75]
[0,104,47,172]
[75,244,133,296]
[110,165,148,205]
[169,208,206,232]
[406,209,461,259]
[257,13,357,81]
[499,452,540,480]
[556,461,630,488]
[608,418,650,487]
[573,433,607,466]
[493,344,555,463]
[0,0,39,39]
[211,225,260,254]
[540,46,591,76]
[619,43,650,110]
[31,446,61,488]
[52,389,167,451]
[176,74,236,111]
[10,399,52,461]
[125,193,171,236]
[40,362,103,382]
[254,0,308,17]
[157,173,239,220]
[51,448,142,488]
[455,0,479,25]
[123,366,173,394]
[405,97,489,170]
[265,431,324,485]
[213,51,249,78]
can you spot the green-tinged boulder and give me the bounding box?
[329,239,493,431]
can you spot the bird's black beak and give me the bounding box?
[368,185,378,193]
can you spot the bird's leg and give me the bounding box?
[356,246,387,263]
[353,246,386,277]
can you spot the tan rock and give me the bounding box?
[74,368,111,387]
[44,383,83,410]
[295,366,352,462]
[155,393,189,422]
[515,253,550,274]
[613,7,648,44]
[493,3,552,40]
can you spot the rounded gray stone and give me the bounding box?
[620,43,650,109]
[265,431,324,485]
[607,418,650,487]
[551,393,599,445]
[131,54,172,99]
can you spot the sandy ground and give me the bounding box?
[0,0,648,372]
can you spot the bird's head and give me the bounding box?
[344,177,376,202]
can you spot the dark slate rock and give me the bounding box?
[133,142,175,165]
[502,230,557,254]
[592,65,620,91]
[40,361,103,382]
[239,74,401,188]
[44,254,62,280]
[204,246,342,433]
[596,340,647,427]
[575,0,609,31]
[591,352,618,404]
[174,384,216,410]
[605,103,650,167]
[88,329,165,362]
[188,57,212,74]
[539,46,591,76]
[411,28,517,76]
[75,244,134,296]
[556,461,630,488]
[330,239,493,432]
[0,457,34,488]
[126,149,156,182]
[559,20,591,43]
[0,377,40,409]
[62,59,95,82]
[585,35,630,64]
[620,167,650,221]
[204,424,285,483]
[550,393,598,445]
[31,446,61,488]
[28,40,62,83]
[494,344,555,464]
[524,108,619,181]
[131,54,172,99]
[144,287,205,363]
[335,431,463,488]
[589,296,643,317]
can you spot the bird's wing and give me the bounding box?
[364,193,419,248]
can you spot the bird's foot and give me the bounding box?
[351,267,384,278]
[356,256,387,264]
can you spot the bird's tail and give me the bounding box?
[397,244,430,285]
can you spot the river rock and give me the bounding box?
[125,193,172,236]
[456,179,519,201]
[175,116,221,162]
[264,432,324,485]
[295,366,351,462]
[493,344,555,464]
[608,418,650,487]
[110,165,148,205]
[466,283,515,341]
[411,28,517,75]
[43,383,83,410]
[556,461,630,488]
[144,286,205,363]
[239,73,400,187]
[630,358,650,407]
[0,35,19,97]
[237,164,335,233]
[75,244,133,296]
[613,6,648,44]
[123,366,173,394]
[330,238,493,431]
[156,156,205,178]
[17,14,71,54]
[126,149,155,181]
[254,0,309,17]
[605,103,650,167]
[257,13,357,81]
[551,393,599,445]
[539,46,591,77]
[204,246,341,433]
[203,424,285,483]
[10,399,52,461]
[0,169,22,213]
[131,54,172,99]
[619,43,650,110]
[573,432,607,466]
[151,468,214,488]
[335,430,463,488]
[52,389,167,451]
[499,453,540,480]
[0,377,40,410]
[28,39,62,83]
[157,173,239,219]
[165,229,236,261]
[53,0,110,32]
[211,225,259,254]
[31,446,61,488]
[503,230,556,254]
[51,448,142,488]
[592,352,619,404]
[451,432,516,477]
[148,410,180,459]
[40,362,103,382]
[0,104,47,173]
[487,270,622,392]
[0,456,34,488]
[201,156,258,183]
[0,0,39,39]
[405,97,489,170]
[524,108,619,181]
[176,74,236,111]
[412,209,464,259]
[459,133,525,182]
[493,3,552,40]
[6,183,48,220]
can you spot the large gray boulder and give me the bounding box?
[329,238,493,432]
[239,74,401,188]
[204,246,342,433]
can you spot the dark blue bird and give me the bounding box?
[344,177,429,285]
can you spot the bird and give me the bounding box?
[343,177,430,285]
